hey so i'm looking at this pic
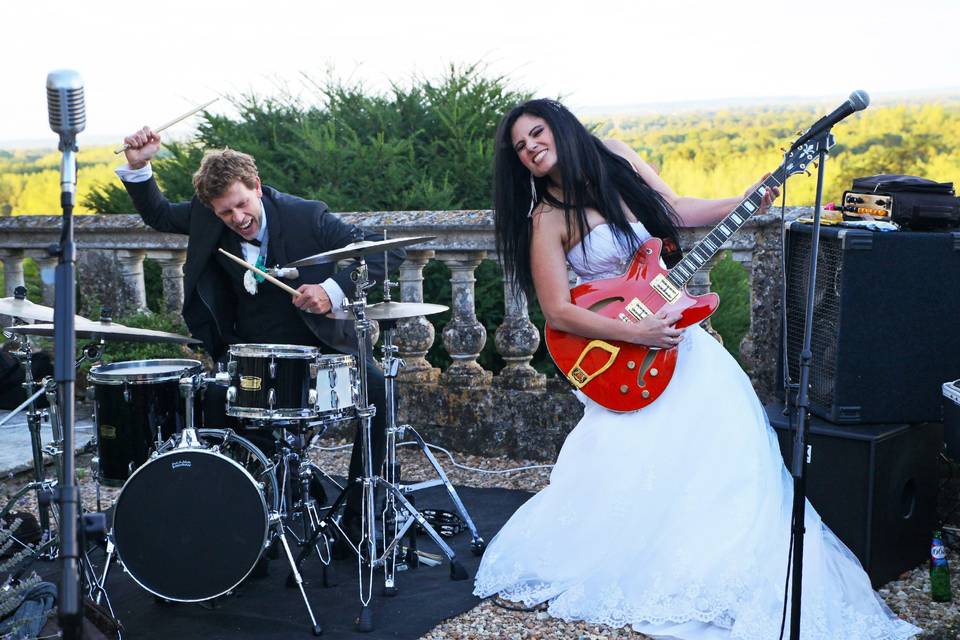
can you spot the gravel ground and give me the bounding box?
[1,433,956,639]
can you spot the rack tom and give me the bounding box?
[314,354,357,421]
[89,359,203,486]
[226,344,319,420]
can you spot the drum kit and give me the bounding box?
[0,235,485,635]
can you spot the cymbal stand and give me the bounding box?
[0,330,103,561]
[376,250,484,598]
[345,256,469,632]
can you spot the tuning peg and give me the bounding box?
[780,147,787,154]
[812,161,819,169]
[804,170,812,177]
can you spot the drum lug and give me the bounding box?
[328,368,337,387]
[269,358,278,379]
[330,389,339,409]
[227,360,237,376]
[123,385,131,403]
[309,362,318,379]
[268,388,277,408]
[227,386,237,403]
[308,389,317,407]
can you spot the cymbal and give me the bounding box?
[326,301,449,321]
[9,318,201,345]
[0,297,89,324]
[286,236,436,267]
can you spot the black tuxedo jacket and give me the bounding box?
[123,177,404,360]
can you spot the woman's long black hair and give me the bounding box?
[493,98,682,298]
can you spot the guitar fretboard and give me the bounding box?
[667,169,786,287]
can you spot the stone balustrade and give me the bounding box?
[0,208,808,459]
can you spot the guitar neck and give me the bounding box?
[667,168,786,287]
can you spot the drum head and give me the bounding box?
[89,359,202,385]
[112,448,268,602]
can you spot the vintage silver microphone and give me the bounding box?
[46,70,86,197]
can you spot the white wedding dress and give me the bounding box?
[473,222,920,639]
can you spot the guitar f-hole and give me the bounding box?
[636,350,659,388]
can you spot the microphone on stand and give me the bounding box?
[46,70,86,201]
[790,90,870,149]
[46,69,87,639]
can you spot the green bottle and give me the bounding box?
[930,530,952,603]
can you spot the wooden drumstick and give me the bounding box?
[217,248,300,297]
[114,97,220,154]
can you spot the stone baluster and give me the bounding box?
[395,250,440,383]
[686,254,723,345]
[27,252,59,308]
[115,249,148,314]
[0,249,26,327]
[437,251,491,387]
[494,283,545,389]
[148,250,187,314]
[0,249,25,297]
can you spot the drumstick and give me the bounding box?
[114,97,220,154]
[217,248,300,297]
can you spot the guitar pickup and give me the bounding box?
[625,299,652,321]
[651,274,681,303]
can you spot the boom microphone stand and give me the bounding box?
[781,91,869,640]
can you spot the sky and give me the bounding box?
[4,0,959,146]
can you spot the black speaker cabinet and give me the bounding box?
[767,402,941,587]
[782,222,960,424]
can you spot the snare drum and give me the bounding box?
[315,354,357,421]
[112,429,278,602]
[89,359,202,486]
[226,344,319,420]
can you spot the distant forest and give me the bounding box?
[2,99,959,215]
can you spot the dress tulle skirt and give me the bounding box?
[474,326,919,639]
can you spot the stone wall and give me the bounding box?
[0,208,808,460]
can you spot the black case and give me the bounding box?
[851,174,960,229]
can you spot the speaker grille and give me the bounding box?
[785,230,844,409]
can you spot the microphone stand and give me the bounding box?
[785,141,831,640]
[52,136,83,638]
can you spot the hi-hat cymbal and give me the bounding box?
[9,318,200,344]
[286,236,436,268]
[326,301,449,321]
[0,297,89,324]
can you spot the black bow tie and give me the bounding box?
[245,238,261,247]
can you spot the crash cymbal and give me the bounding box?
[326,301,449,321]
[0,296,89,324]
[9,318,200,344]
[286,236,436,268]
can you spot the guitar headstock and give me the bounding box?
[782,133,835,178]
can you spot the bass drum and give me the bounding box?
[111,429,279,602]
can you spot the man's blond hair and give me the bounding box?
[192,148,259,206]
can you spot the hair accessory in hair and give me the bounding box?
[527,174,537,218]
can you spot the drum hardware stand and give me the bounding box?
[275,424,335,589]
[192,376,326,636]
[294,252,469,633]
[0,328,103,562]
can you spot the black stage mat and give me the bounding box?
[72,486,532,639]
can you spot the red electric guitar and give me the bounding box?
[545,134,833,412]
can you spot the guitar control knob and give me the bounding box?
[650,368,659,377]
[642,390,651,399]
[619,385,629,394]
[627,361,636,370]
